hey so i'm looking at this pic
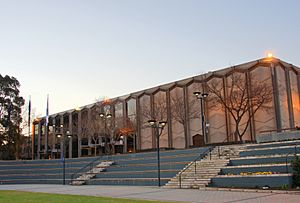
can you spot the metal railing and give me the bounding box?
[70,156,105,183]
[216,137,229,158]
[178,146,213,188]
[285,144,298,173]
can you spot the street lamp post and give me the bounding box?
[99,113,112,154]
[193,92,209,144]
[56,129,72,185]
[147,119,167,187]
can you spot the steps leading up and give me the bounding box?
[164,144,244,189]
[211,139,300,189]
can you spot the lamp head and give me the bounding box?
[159,121,167,128]
[193,91,201,97]
[60,124,63,128]
[99,113,104,118]
[106,113,112,118]
[67,135,72,138]
[56,134,62,138]
[148,119,156,126]
[202,93,209,98]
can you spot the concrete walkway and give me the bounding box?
[0,184,300,203]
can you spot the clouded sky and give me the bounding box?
[1,0,299,117]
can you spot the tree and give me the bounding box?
[0,75,25,159]
[170,91,200,147]
[206,73,273,141]
[140,95,167,122]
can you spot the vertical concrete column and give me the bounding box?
[150,94,155,148]
[166,90,173,148]
[285,68,295,128]
[271,63,282,131]
[77,111,82,157]
[52,118,56,158]
[60,115,64,159]
[222,77,231,141]
[44,120,48,159]
[123,136,127,154]
[183,85,190,148]
[68,113,73,158]
[87,108,92,156]
[136,97,141,151]
[245,72,255,141]
[31,124,35,160]
[37,122,42,159]
[123,101,127,153]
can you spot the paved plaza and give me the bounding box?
[0,184,299,203]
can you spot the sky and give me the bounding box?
[1,0,300,118]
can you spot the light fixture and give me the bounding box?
[56,134,62,138]
[193,91,201,97]
[159,121,167,127]
[147,119,167,187]
[202,93,209,98]
[267,52,273,58]
[148,119,156,126]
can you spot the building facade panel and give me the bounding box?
[154,91,168,148]
[251,66,276,135]
[226,72,251,141]
[170,87,185,148]
[276,66,290,129]
[139,95,152,149]
[187,82,202,145]
[289,70,300,127]
[206,77,227,143]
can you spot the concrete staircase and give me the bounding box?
[71,161,114,185]
[164,144,245,189]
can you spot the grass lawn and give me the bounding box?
[0,190,173,203]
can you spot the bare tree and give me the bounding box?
[207,73,273,141]
[140,95,167,122]
[170,91,200,146]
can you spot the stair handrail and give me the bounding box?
[216,137,229,158]
[178,146,213,188]
[70,155,107,183]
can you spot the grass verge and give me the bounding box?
[0,190,172,203]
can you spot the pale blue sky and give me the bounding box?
[1,0,299,117]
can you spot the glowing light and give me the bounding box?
[267,53,273,58]
[103,96,111,104]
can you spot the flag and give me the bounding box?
[46,94,49,126]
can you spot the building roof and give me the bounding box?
[39,57,300,120]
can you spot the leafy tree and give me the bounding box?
[207,73,273,141]
[0,75,25,159]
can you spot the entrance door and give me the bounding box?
[192,134,205,147]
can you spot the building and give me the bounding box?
[32,57,300,159]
